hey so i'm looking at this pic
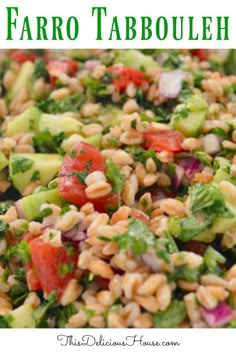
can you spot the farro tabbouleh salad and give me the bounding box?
[0,49,236,328]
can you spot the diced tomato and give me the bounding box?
[10,50,38,63]
[29,238,78,297]
[131,209,150,225]
[26,266,42,291]
[191,49,209,61]
[58,142,105,206]
[94,276,110,290]
[143,129,184,152]
[107,66,150,91]
[92,192,120,213]
[58,142,120,212]
[47,59,78,86]
[184,241,208,256]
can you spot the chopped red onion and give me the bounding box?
[73,231,87,241]
[173,165,185,191]
[179,157,203,179]
[15,201,25,219]
[159,70,186,99]
[41,215,58,229]
[85,60,101,71]
[203,134,221,156]
[62,227,77,239]
[141,252,163,272]
[202,302,233,327]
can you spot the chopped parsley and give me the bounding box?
[6,240,31,263]
[11,157,34,175]
[33,129,65,154]
[37,93,85,114]
[105,158,125,194]
[0,220,9,239]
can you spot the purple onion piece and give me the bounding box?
[202,302,234,327]
[41,215,58,229]
[141,252,163,272]
[159,70,186,99]
[172,165,185,191]
[62,226,77,239]
[85,60,101,71]
[73,231,87,241]
[203,134,221,156]
[15,200,25,219]
[179,157,203,179]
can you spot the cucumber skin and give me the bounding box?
[5,106,42,136]
[114,49,157,70]
[8,304,36,328]
[7,61,34,103]
[39,114,83,136]
[0,151,8,171]
[9,153,62,194]
[15,189,63,221]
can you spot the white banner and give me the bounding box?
[0,0,235,48]
[0,328,235,354]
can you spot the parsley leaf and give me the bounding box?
[32,58,49,82]
[33,129,65,153]
[6,240,31,263]
[203,246,226,275]
[0,315,10,328]
[113,218,155,255]
[32,290,57,326]
[11,157,33,175]
[0,220,9,239]
[125,146,160,167]
[189,182,233,221]
[153,301,187,328]
[105,158,125,194]
[37,93,85,114]
[168,215,210,242]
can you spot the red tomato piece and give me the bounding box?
[191,49,209,61]
[92,192,120,213]
[47,59,78,85]
[29,238,78,297]
[94,276,110,290]
[107,66,150,91]
[26,266,42,291]
[58,142,106,207]
[143,129,184,152]
[10,50,37,63]
[58,142,120,211]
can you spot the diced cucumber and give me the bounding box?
[9,153,62,193]
[7,61,34,102]
[114,49,157,70]
[227,119,236,130]
[39,114,83,136]
[66,49,94,60]
[193,228,215,243]
[172,95,208,137]
[15,188,63,220]
[7,304,36,328]
[214,156,231,169]
[86,134,102,148]
[152,301,187,328]
[0,151,8,171]
[100,105,123,126]
[210,182,236,233]
[229,292,236,309]
[5,107,42,136]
